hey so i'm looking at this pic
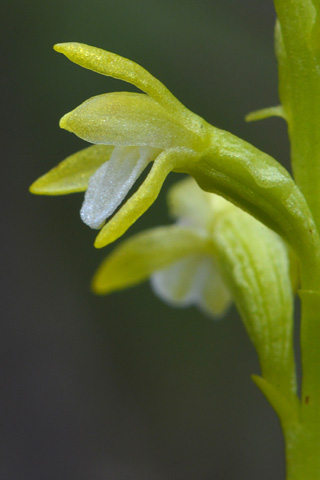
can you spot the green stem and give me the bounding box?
[273,4,320,475]
[274,1,320,232]
[279,292,320,479]
[284,422,320,479]
[299,291,320,422]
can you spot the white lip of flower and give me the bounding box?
[150,253,231,318]
[149,179,232,317]
[80,145,161,229]
[92,177,233,318]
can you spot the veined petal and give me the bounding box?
[94,148,199,248]
[168,177,212,229]
[151,255,231,318]
[80,146,159,229]
[212,206,295,392]
[54,42,204,134]
[54,42,179,108]
[60,92,200,150]
[29,145,113,195]
[92,226,209,294]
[168,177,234,232]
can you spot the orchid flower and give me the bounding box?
[90,178,234,318]
[30,42,208,248]
[93,177,233,317]
[30,42,317,266]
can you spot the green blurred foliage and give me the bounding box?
[1,0,289,478]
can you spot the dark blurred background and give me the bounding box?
[1,0,291,478]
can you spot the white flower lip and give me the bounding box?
[80,146,160,229]
[151,254,231,317]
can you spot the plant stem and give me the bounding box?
[274,1,320,233]
[284,422,320,479]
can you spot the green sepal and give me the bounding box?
[92,225,210,294]
[60,92,203,151]
[211,203,296,396]
[29,145,113,195]
[54,42,205,134]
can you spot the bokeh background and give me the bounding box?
[2,0,291,478]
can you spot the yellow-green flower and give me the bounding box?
[93,178,232,317]
[92,175,295,337]
[30,42,209,248]
[30,42,317,268]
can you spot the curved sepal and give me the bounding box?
[29,145,113,195]
[54,42,204,133]
[60,92,201,150]
[92,226,209,294]
[212,204,296,396]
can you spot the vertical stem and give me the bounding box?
[274,1,320,232]
[299,291,320,423]
[284,423,320,480]
[283,255,320,479]
[272,3,320,477]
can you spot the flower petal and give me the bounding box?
[151,255,231,318]
[54,42,204,133]
[168,177,212,229]
[29,145,113,195]
[212,205,295,390]
[80,146,159,229]
[168,177,234,232]
[94,148,199,248]
[92,226,209,294]
[60,92,200,150]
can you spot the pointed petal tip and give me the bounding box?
[28,180,51,196]
[53,42,75,54]
[94,221,125,248]
[29,181,40,194]
[94,233,111,249]
[53,43,64,53]
[29,179,52,195]
[90,278,108,295]
[59,113,70,131]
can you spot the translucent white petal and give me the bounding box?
[150,254,231,318]
[80,146,159,229]
[168,178,234,233]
